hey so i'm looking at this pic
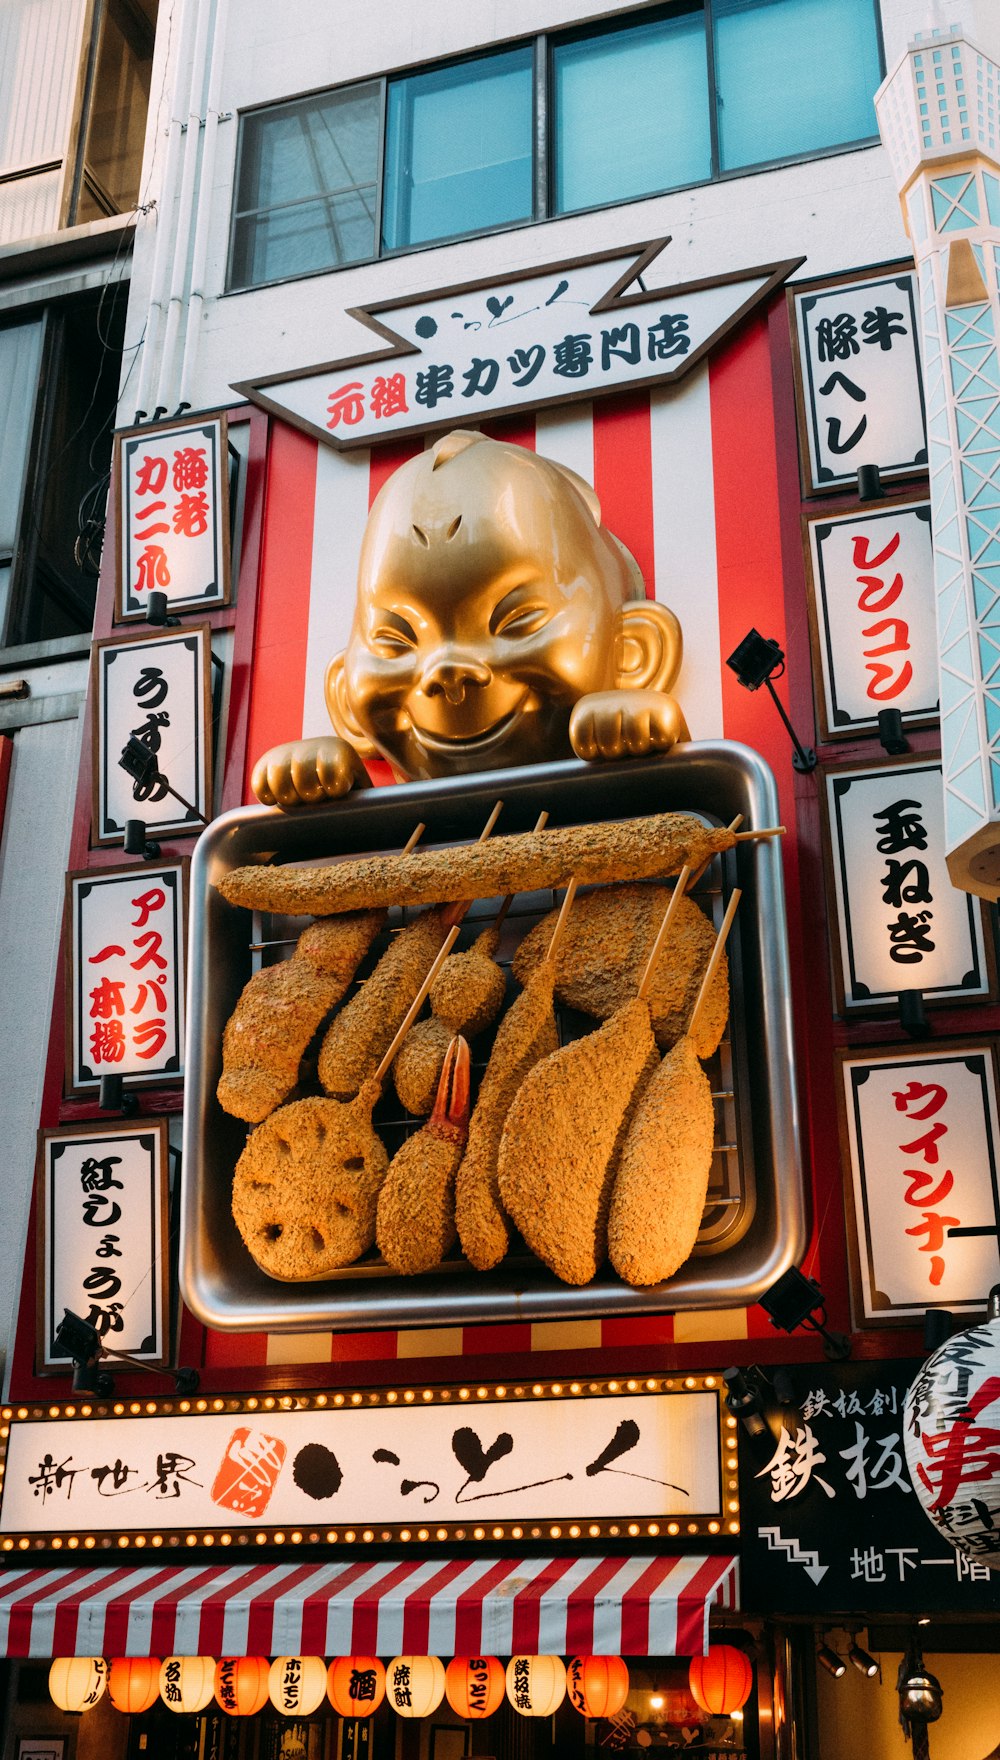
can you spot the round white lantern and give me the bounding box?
[505,1655,567,1716]
[160,1656,216,1714]
[268,1656,328,1717]
[904,1284,1000,1569]
[386,1655,445,1718]
[49,1657,108,1712]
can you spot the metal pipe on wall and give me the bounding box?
[177,0,230,407]
[133,0,201,417]
[151,0,213,416]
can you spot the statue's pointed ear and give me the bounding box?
[325,651,378,758]
[615,600,684,694]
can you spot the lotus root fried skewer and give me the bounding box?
[608,889,742,1287]
[377,1036,471,1275]
[217,908,387,1123]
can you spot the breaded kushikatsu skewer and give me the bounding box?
[455,876,576,1272]
[377,1034,471,1274]
[497,869,693,1286]
[608,888,742,1288]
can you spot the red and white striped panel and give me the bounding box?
[0,1554,737,1659]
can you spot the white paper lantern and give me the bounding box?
[505,1655,567,1716]
[268,1655,328,1717]
[904,1285,1000,1569]
[386,1655,445,1718]
[160,1656,216,1714]
[49,1656,108,1712]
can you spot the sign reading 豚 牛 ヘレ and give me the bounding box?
[234,240,801,449]
[115,415,230,620]
[0,1378,731,1547]
[65,861,187,1092]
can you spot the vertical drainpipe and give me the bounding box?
[153,0,213,416]
[177,0,231,407]
[133,0,201,418]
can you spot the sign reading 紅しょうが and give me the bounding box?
[0,1380,730,1544]
[35,1120,169,1372]
[65,861,187,1092]
[92,625,214,844]
[824,759,992,1011]
[838,1042,1000,1325]
[115,414,230,620]
[805,500,937,738]
[794,271,926,492]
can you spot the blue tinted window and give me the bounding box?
[714,0,882,170]
[382,48,533,251]
[552,7,710,213]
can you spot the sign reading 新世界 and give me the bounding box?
[0,1382,729,1545]
[234,239,801,450]
[115,414,230,620]
[35,1120,169,1372]
[838,1042,1000,1325]
[739,1360,999,1614]
[794,271,927,492]
[824,759,992,1012]
[805,500,937,739]
[92,625,214,844]
[65,861,187,1092]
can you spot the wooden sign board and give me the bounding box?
[91,624,213,844]
[65,860,188,1092]
[115,414,230,620]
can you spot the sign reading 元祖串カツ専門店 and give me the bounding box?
[233,240,802,449]
[0,1379,733,1547]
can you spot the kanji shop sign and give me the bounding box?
[92,626,213,844]
[65,861,187,1092]
[805,499,938,739]
[738,1360,998,1614]
[234,239,801,449]
[793,270,927,492]
[115,415,230,619]
[838,1043,1000,1324]
[824,759,992,1011]
[34,1121,169,1372]
[0,1376,731,1547]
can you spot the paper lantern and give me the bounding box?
[506,1655,567,1717]
[386,1655,445,1718]
[688,1646,753,1716]
[160,1656,216,1714]
[327,1656,386,1716]
[215,1656,270,1716]
[445,1655,505,1719]
[268,1655,327,1717]
[49,1657,108,1712]
[904,1286,1000,1569]
[108,1657,161,1714]
[567,1655,630,1718]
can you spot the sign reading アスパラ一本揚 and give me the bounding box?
[65,861,187,1091]
[0,1378,732,1547]
[92,625,214,844]
[838,1042,1000,1324]
[115,415,230,619]
[234,240,800,449]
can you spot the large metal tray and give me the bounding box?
[180,742,806,1332]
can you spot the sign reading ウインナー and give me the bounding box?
[0,1380,730,1545]
[115,414,230,619]
[65,861,187,1091]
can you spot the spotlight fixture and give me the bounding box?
[53,1308,199,1397]
[723,1367,768,1437]
[118,739,206,830]
[877,707,909,755]
[849,1642,879,1679]
[725,629,817,772]
[98,1073,138,1118]
[123,818,161,861]
[145,589,179,627]
[817,1644,846,1679]
[857,462,884,501]
[758,1267,851,1360]
[923,1309,954,1351]
[898,989,930,1040]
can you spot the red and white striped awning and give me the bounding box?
[0,1555,737,1659]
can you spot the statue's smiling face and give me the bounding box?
[332,432,635,779]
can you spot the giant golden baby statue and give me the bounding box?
[252,428,688,808]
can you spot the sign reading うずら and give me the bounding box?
[0,1377,732,1547]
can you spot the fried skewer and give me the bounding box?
[608,889,742,1288]
[455,877,576,1272]
[377,1035,471,1274]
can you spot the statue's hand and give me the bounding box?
[569,689,689,762]
[251,736,369,808]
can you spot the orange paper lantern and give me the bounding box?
[108,1657,162,1714]
[327,1656,386,1717]
[688,1646,753,1716]
[567,1655,630,1718]
[445,1655,505,1719]
[215,1656,270,1716]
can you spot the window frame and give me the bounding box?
[225,0,886,296]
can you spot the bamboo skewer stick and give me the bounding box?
[542,876,578,969]
[400,822,426,857]
[686,816,742,892]
[732,826,785,842]
[637,864,693,1002]
[687,889,742,1045]
[492,810,549,934]
[373,925,462,1087]
[442,801,504,928]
